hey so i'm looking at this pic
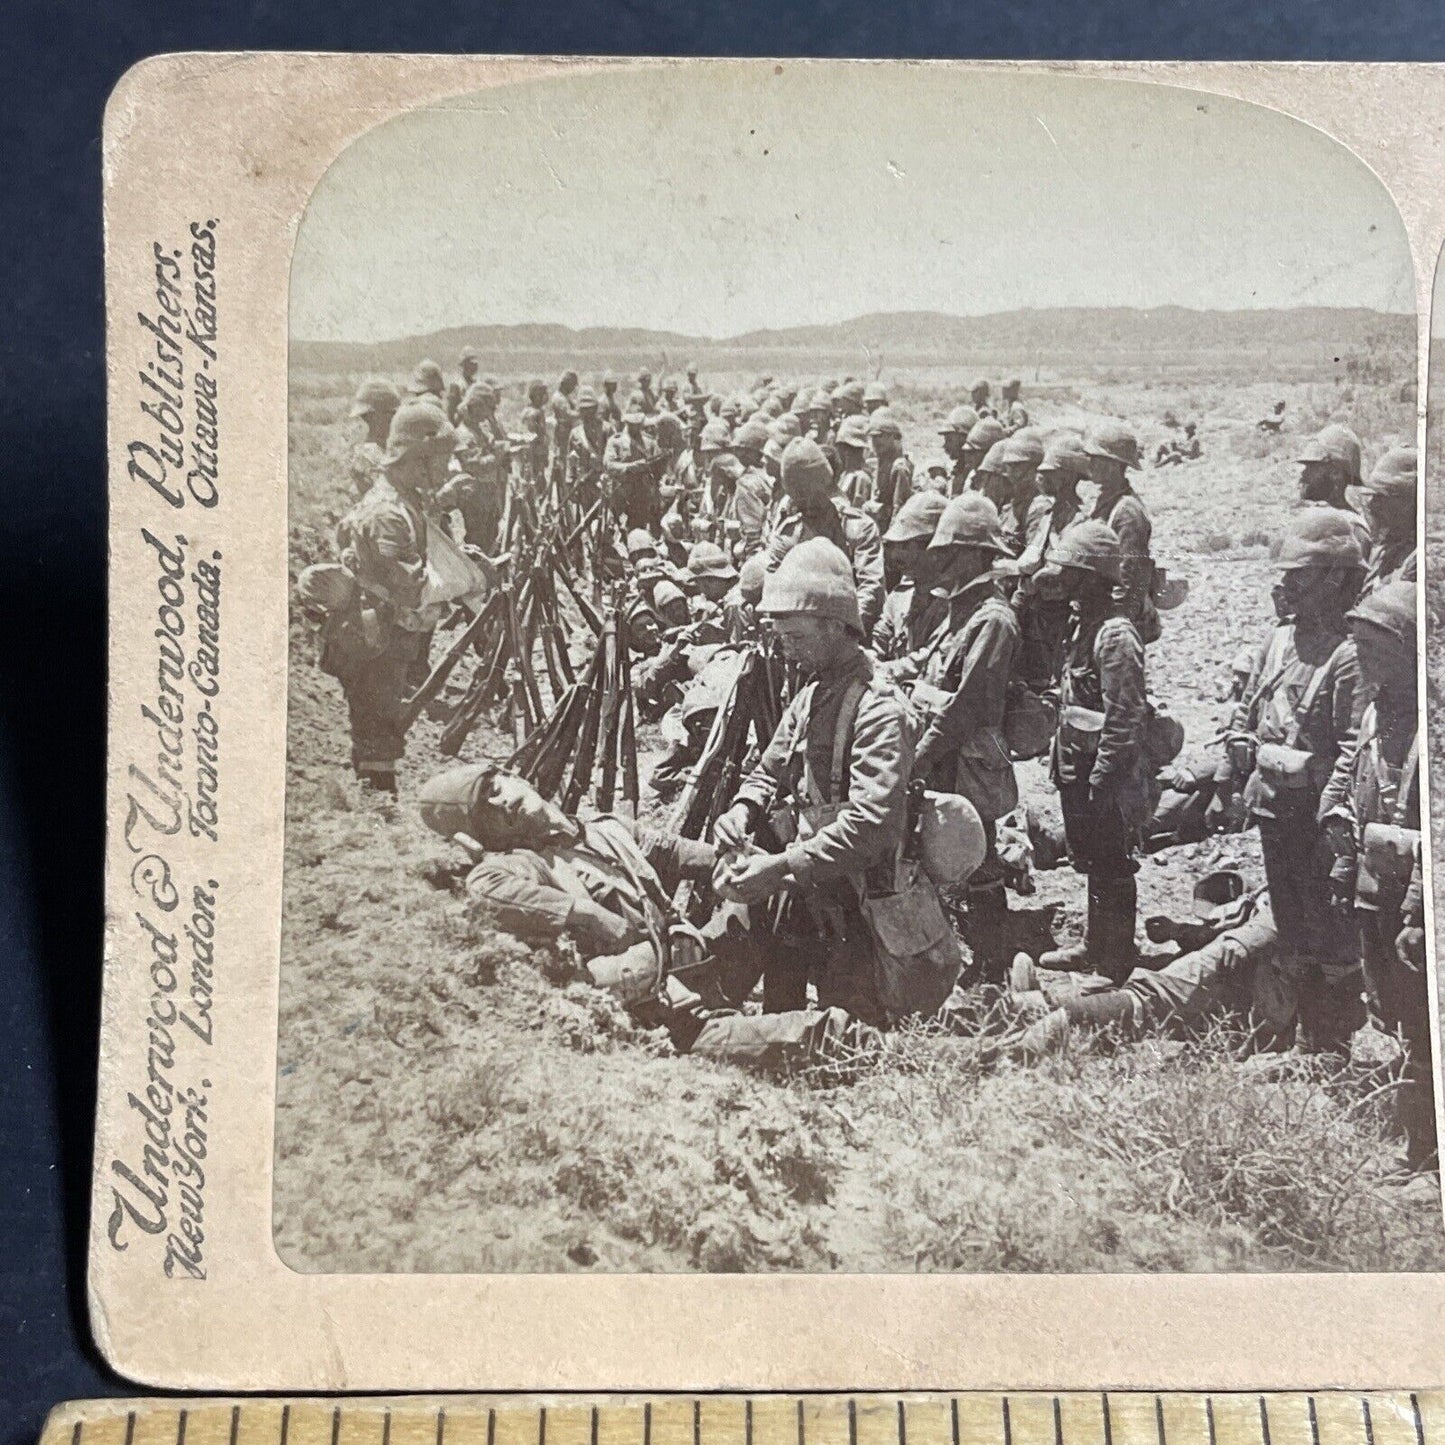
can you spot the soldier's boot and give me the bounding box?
[964,878,1011,983]
[1015,989,1141,1060]
[1092,876,1140,985]
[1039,880,1102,972]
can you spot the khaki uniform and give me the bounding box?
[1000,399,1029,434]
[520,404,549,486]
[335,478,432,782]
[436,416,506,552]
[349,440,387,496]
[859,455,914,537]
[1361,539,1416,596]
[872,581,946,662]
[1091,486,1156,640]
[764,498,886,638]
[1012,490,1083,690]
[603,428,663,531]
[725,466,774,561]
[566,418,611,512]
[1231,622,1361,1050]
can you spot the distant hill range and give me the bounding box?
[292,306,1413,380]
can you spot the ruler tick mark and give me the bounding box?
[591,1408,600,1445]
[439,1411,447,1445]
[1102,1397,1113,1445]
[486,1412,494,1445]
[950,1399,960,1445]
[898,1400,907,1445]
[1206,1399,1216,1445]
[646,1403,653,1445]
[694,1400,701,1445]
[1309,1398,1320,1445]
[538,1407,546,1445]
[230,1407,241,1445]
[745,1401,753,1445]
[1364,1399,1376,1445]
[281,1407,291,1445]
[71,1426,82,1445]
[1004,1397,1014,1445]
[178,1412,188,1445]
[126,1415,136,1445]
[384,1411,392,1445]
[1413,1396,1427,1445]
[332,1408,341,1445]
[849,1400,858,1445]
[1155,1397,1166,1445]
[1259,1400,1271,1445]
[797,1401,805,1445]
[1054,1399,1063,1445]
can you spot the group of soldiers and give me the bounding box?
[298,349,1435,1175]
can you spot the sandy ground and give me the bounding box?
[273,365,1445,1275]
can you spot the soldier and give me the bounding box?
[691,418,736,534]
[520,379,550,487]
[1010,433,1090,690]
[548,371,580,491]
[407,359,447,409]
[970,378,994,418]
[864,407,914,537]
[962,416,1006,492]
[873,491,949,661]
[1216,509,1364,1054]
[833,379,866,420]
[862,381,889,415]
[1083,420,1158,642]
[333,402,456,795]
[970,439,1011,512]
[1297,423,1371,559]
[603,400,665,533]
[445,345,481,423]
[1036,522,1151,981]
[723,554,767,644]
[636,368,658,415]
[726,419,777,562]
[805,389,834,444]
[683,363,705,402]
[1358,445,1417,594]
[903,494,1021,975]
[1321,580,1434,1168]
[600,373,624,429]
[765,438,886,639]
[435,381,507,552]
[997,431,1045,556]
[712,538,957,1025]
[347,378,400,496]
[939,405,980,495]
[660,377,683,415]
[833,414,873,509]
[999,378,1029,434]
[566,386,610,514]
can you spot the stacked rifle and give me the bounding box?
[508,595,640,815]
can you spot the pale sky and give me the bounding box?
[291,62,1414,344]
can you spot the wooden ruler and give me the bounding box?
[35,1396,1445,1445]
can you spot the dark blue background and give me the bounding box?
[3,5,1443,1444]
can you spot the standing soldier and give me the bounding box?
[333,402,455,795]
[999,378,1029,434]
[407,359,447,409]
[906,495,1021,976]
[805,389,834,444]
[765,438,886,638]
[1321,580,1435,1169]
[711,538,956,1024]
[659,377,683,415]
[873,490,949,661]
[600,374,624,429]
[833,379,866,420]
[549,370,580,496]
[862,381,889,415]
[566,386,610,515]
[520,379,551,488]
[962,417,1006,492]
[604,398,665,533]
[1216,509,1365,1054]
[636,369,659,415]
[1358,445,1418,594]
[683,363,705,403]
[939,405,980,495]
[970,378,994,418]
[833,414,873,509]
[998,431,1045,555]
[1011,432,1090,690]
[1037,522,1151,981]
[725,418,776,562]
[446,345,481,423]
[864,408,914,537]
[347,378,400,496]
[436,381,506,552]
[1297,423,1371,559]
[1083,420,1158,642]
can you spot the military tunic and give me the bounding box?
[763,497,886,639]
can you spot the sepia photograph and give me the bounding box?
[270,63,1439,1277]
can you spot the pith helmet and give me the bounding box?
[458,345,481,365]
[781,437,835,492]
[835,414,871,450]
[970,378,991,399]
[350,377,400,419]
[1083,420,1141,470]
[1363,445,1417,497]
[771,413,802,443]
[575,386,599,410]
[941,405,980,437]
[461,381,498,411]
[760,537,862,635]
[688,541,739,582]
[884,489,948,544]
[1002,432,1045,468]
[699,419,733,450]
[929,493,1012,554]
[384,401,457,466]
[626,528,659,559]
[837,380,866,407]
[863,381,889,406]
[1048,520,1123,582]
[527,378,549,405]
[1297,424,1363,483]
[1004,377,1022,394]
[808,389,833,413]
[866,407,903,440]
[408,359,445,396]
[965,417,1006,453]
[1346,577,1416,643]
[733,418,772,454]
[1038,433,1091,477]
[976,440,1010,475]
[1278,508,1366,571]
